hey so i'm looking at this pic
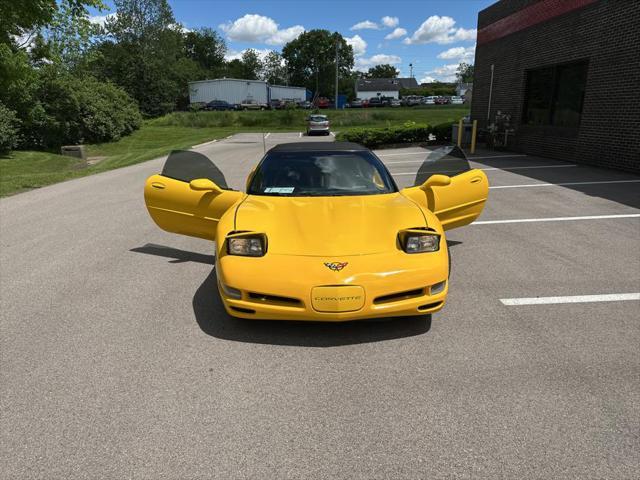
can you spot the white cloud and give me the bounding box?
[404,15,476,45]
[384,27,407,40]
[345,34,367,56]
[266,25,305,45]
[420,75,437,83]
[350,20,379,30]
[89,13,116,27]
[220,14,304,45]
[355,54,402,70]
[381,16,399,28]
[224,48,272,62]
[423,63,460,82]
[437,45,475,61]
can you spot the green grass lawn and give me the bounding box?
[1,105,469,197]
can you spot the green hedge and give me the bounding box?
[335,123,432,148]
[432,122,453,143]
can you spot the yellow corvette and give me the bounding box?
[144,143,488,321]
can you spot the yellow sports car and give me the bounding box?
[144,143,488,321]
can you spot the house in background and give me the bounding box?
[355,78,418,100]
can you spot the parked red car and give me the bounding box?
[313,97,331,108]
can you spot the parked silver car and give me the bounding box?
[306,114,330,135]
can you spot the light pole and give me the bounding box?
[409,63,413,79]
[335,40,340,109]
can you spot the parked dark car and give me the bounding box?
[369,97,391,108]
[435,96,450,105]
[205,100,234,111]
[269,99,284,110]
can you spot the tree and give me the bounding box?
[184,28,226,72]
[240,49,263,80]
[366,64,399,79]
[282,30,354,97]
[456,62,474,83]
[92,0,186,115]
[0,0,103,46]
[261,50,287,85]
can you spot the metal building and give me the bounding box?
[269,85,307,102]
[188,79,269,105]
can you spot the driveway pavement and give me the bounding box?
[1,133,639,479]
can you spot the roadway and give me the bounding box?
[1,132,639,478]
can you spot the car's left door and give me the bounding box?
[144,150,243,241]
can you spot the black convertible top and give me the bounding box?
[268,142,368,152]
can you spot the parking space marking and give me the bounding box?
[330,132,336,137]
[500,293,640,306]
[377,152,529,159]
[264,132,271,139]
[474,214,640,225]
[299,132,302,138]
[490,179,640,189]
[390,164,578,175]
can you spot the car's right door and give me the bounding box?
[401,145,489,230]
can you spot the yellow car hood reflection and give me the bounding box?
[235,193,426,256]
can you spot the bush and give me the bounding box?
[335,123,432,148]
[432,122,453,142]
[23,73,142,149]
[0,102,20,154]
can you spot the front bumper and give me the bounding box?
[216,250,449,321]
[307,125,330,134]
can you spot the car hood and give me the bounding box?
[234,193,426,256]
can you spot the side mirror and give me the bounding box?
[423,174,452,188]
[190,178,223,193]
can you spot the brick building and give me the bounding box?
[471,0,640,172]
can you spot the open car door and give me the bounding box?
[144,150,243,241]
[401,146,488,230]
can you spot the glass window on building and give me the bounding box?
[523,60,588,128]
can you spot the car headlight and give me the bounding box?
[226,233,267,257]
[399,229,440,253]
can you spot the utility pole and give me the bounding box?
[409,63,413,79]
[335,40,340,109]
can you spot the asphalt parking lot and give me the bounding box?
[1,132,639,478]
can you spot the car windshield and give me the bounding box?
[309,115,327,122]
[248,150,397,197]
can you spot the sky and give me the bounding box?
[89,0,495,83]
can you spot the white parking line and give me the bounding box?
[299,132,302,138]
[330,132,336,137]
[490,179,640,189]
[191,139,217,148]
[500,293,640,306]
[264,132,271,139]
[474,214,640,225]
[390,164,578,176]
[378,152,529,159]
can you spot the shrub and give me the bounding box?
[22,73,142,149]
[0,102,20,154]
[336,123,432,148]
[432,122,453,142]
